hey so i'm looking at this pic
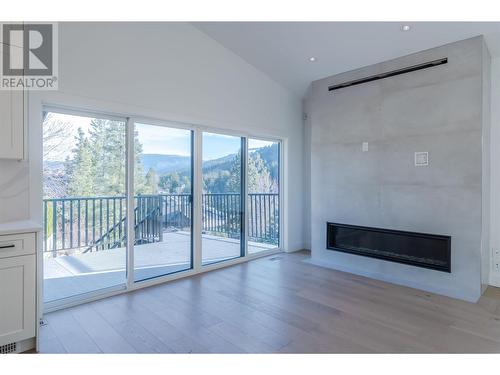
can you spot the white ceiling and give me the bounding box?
[193,22,500,98]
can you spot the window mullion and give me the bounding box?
[126,117,135,289]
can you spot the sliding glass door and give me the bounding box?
[201,132,245,265]
[42,108,281,307]
[42,111,127,303]
[247,139,280,254]
[133,123,193,282]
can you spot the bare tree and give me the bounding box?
[42,112,73,160]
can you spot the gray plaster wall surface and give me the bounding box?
[308,36,487,302]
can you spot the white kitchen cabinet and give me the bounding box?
[0,231,36,352]
[0,89,24,160]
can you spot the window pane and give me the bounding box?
[42,112,127,303]
[247,139,280,253]
[202,132,244,265]
[133,123,193,282]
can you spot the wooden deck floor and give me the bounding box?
[39,251,500,353]
[44,232,275,302]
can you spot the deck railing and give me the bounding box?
[43,193,279,255]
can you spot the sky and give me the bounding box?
[44,112,275,162]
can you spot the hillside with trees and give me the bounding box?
[43,118,279,198]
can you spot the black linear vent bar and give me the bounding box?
[328,57,448,92]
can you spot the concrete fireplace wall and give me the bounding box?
[306,36,490,302]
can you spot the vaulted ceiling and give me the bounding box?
[193,22,500,97]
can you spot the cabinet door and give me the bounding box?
[0,254,35,346]
[0,89,24,160]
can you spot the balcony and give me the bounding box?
[43,193,279,302]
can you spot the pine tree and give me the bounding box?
[247,151,275,193]
[227,151,242,193]
[227,150,276,194]
[144,168,159,194]
[66,128,94,197]
[134,129,147,194]
[65,119,146,197]
[98,119,126,195]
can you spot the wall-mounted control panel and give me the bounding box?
[415,152,429,166]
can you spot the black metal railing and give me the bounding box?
[247,193,279,244]
[43,193,279,255]
[43,196,127,255]
[202,193,241,239]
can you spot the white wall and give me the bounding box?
[481,39,492,292]
[0,22,305,251]
[0,159,29,223]
[490,56,500,286]
[303,95,312,251]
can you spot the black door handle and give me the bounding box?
[0,244,15,249]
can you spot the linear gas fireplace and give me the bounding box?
[326,222,451,272]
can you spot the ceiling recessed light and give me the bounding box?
[308,57,316,62]
[401,25,411,31]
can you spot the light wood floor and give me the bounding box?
[39,251,500,353]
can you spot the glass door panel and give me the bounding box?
[202,132,244,265]
[247,139,280,254]
[133,123,193,282]
[42,111,127,303]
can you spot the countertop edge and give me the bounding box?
[0,220,42,236]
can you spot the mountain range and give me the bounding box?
[45,144,278,178]
[139,143,278,177]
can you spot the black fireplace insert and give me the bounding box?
[326,222,451,272]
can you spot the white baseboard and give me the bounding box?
[489,273,500,287]
[284,247,310,253]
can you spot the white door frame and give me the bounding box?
[41,105,285,313]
